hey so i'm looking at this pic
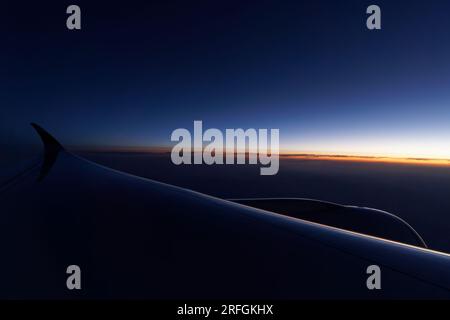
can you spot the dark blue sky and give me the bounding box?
[3,0,450,158]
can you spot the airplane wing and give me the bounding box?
[0,124,449,299]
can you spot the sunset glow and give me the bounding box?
[281,154,450,167]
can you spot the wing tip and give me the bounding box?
[30,123,64,181]
[30,123,64,151]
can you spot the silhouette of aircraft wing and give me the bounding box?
[0,124,449,299]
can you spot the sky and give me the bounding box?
[3,0,450,159]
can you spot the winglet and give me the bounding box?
[31,123,64,181]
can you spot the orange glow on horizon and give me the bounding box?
[281,154,450,167]
[71,145,450,167]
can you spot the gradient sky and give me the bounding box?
[3,0,450,159]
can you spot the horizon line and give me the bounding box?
[69,146,450,167]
